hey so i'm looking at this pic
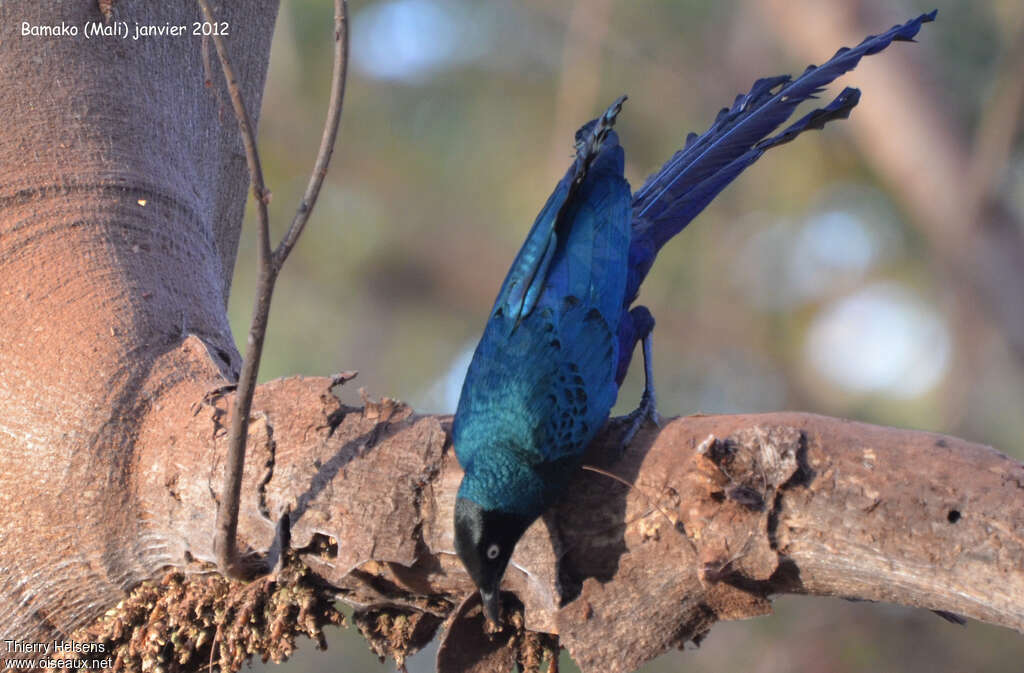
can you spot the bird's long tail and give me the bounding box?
[624,10,936,304]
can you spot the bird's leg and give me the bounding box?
[619,329,662,449]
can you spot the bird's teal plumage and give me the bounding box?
[452,12,936,623]
[454,111,630,518]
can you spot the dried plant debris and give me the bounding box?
[488,609,560,673]
[514,625,560,673]
[437,597,560,673]
[353,608,442,672]
[68,560,344,672]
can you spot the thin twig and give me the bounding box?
[276,1,350,267]
[196,0,271,263]
[199,0,351,580]
[198,0,273,581]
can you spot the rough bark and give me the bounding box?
[77,370,1024,671]
[0,0,278,646]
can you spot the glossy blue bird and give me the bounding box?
[453,11,935,624]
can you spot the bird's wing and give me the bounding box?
[515,110,632,462]
[490,97,629,331]
[455,101,632,468]
[455,304,620,467]
[530,306,620,462]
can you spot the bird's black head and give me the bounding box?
[454,497,533,624]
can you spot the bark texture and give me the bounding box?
[87,372,1024,672]
[0,0,278,645]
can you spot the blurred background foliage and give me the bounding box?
[231,0,1024,670]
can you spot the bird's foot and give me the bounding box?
[615,328,660,452]
[617,386,661,451]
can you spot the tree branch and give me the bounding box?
[81,361,1023,672]
[275,0,350,267]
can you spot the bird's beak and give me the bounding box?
[480,588,501,625]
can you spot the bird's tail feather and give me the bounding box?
[625,10,935,302]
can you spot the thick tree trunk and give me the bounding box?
[1,3,1022,673]
[0,0,278,646]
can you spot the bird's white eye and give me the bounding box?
[486,543,500,560]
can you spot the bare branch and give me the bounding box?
[196,0,271,263]
[197,0,351,579]
[275,0,351,267]
[196,0,274,581]
[95,367,1024,672]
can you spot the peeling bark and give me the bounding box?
[80,363,1024,672]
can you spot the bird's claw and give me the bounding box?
[618,386,660,450]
